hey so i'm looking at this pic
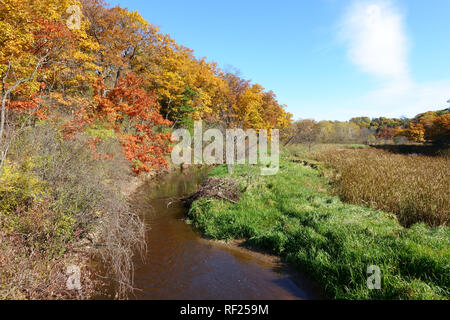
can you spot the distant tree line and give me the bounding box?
[286,108,450,147]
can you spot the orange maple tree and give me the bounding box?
[66,73,173,174]
[422,114,450,144]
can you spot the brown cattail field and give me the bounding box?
[317,148,449,227]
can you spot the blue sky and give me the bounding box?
[109,0,450,121]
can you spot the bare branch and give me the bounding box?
[0,52,51,167]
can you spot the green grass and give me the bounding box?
[346,144,370,149]
[188,147,450,299]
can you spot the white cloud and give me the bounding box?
[353,79,450,118]
[338,0,450,119]
[340,0,409,82]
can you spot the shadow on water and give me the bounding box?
[129,168,323,300]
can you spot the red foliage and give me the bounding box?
[376,126,395,140]
[6,84,48,120]
[87,137,114,161]
[65,73,172,174]
[33,20,75,56]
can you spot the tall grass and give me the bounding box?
[317,149,449,227]
[188,148,450,299]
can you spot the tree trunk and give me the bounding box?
[0,95,7,147]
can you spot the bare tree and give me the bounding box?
[284,119,319,151]
[0,53,52,170]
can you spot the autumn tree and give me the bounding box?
[394,109,449,144]
[82,0,156,88]
[285,120,319,151]
[135,39,230,127]
[261,91,292,130]
[211,71,291,131]
[350,117,371,128]
[65,73,172,174]
[214,72,250,129]
[422,114,450,144]
[1,0,293,172]
[395,123,426,143]
[0,0,92,168]
[81,2,292,133]
[376,126,395,141]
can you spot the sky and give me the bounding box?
[108,0,450,121]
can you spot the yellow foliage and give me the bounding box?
[0,0,98,97]
[0,160,46,216]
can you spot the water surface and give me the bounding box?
[130,169,322,300]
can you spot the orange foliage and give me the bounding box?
[396,112,449,144]
[6,83,49,120]
[66,73,172,174]
[423,114,450,143]
[376,126,395,140]
[395,123,425,143]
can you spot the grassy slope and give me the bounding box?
[188,146,450,299]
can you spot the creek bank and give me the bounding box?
[182,177,241,207]
[178,172,325,299]
[127,167,322,300]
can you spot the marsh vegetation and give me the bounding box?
[188,145,449,299]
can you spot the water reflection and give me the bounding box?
[130,169,321,300]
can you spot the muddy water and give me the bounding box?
[130,169,322,300]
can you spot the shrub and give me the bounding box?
[0,160,45,218]
[0,122,145,299]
